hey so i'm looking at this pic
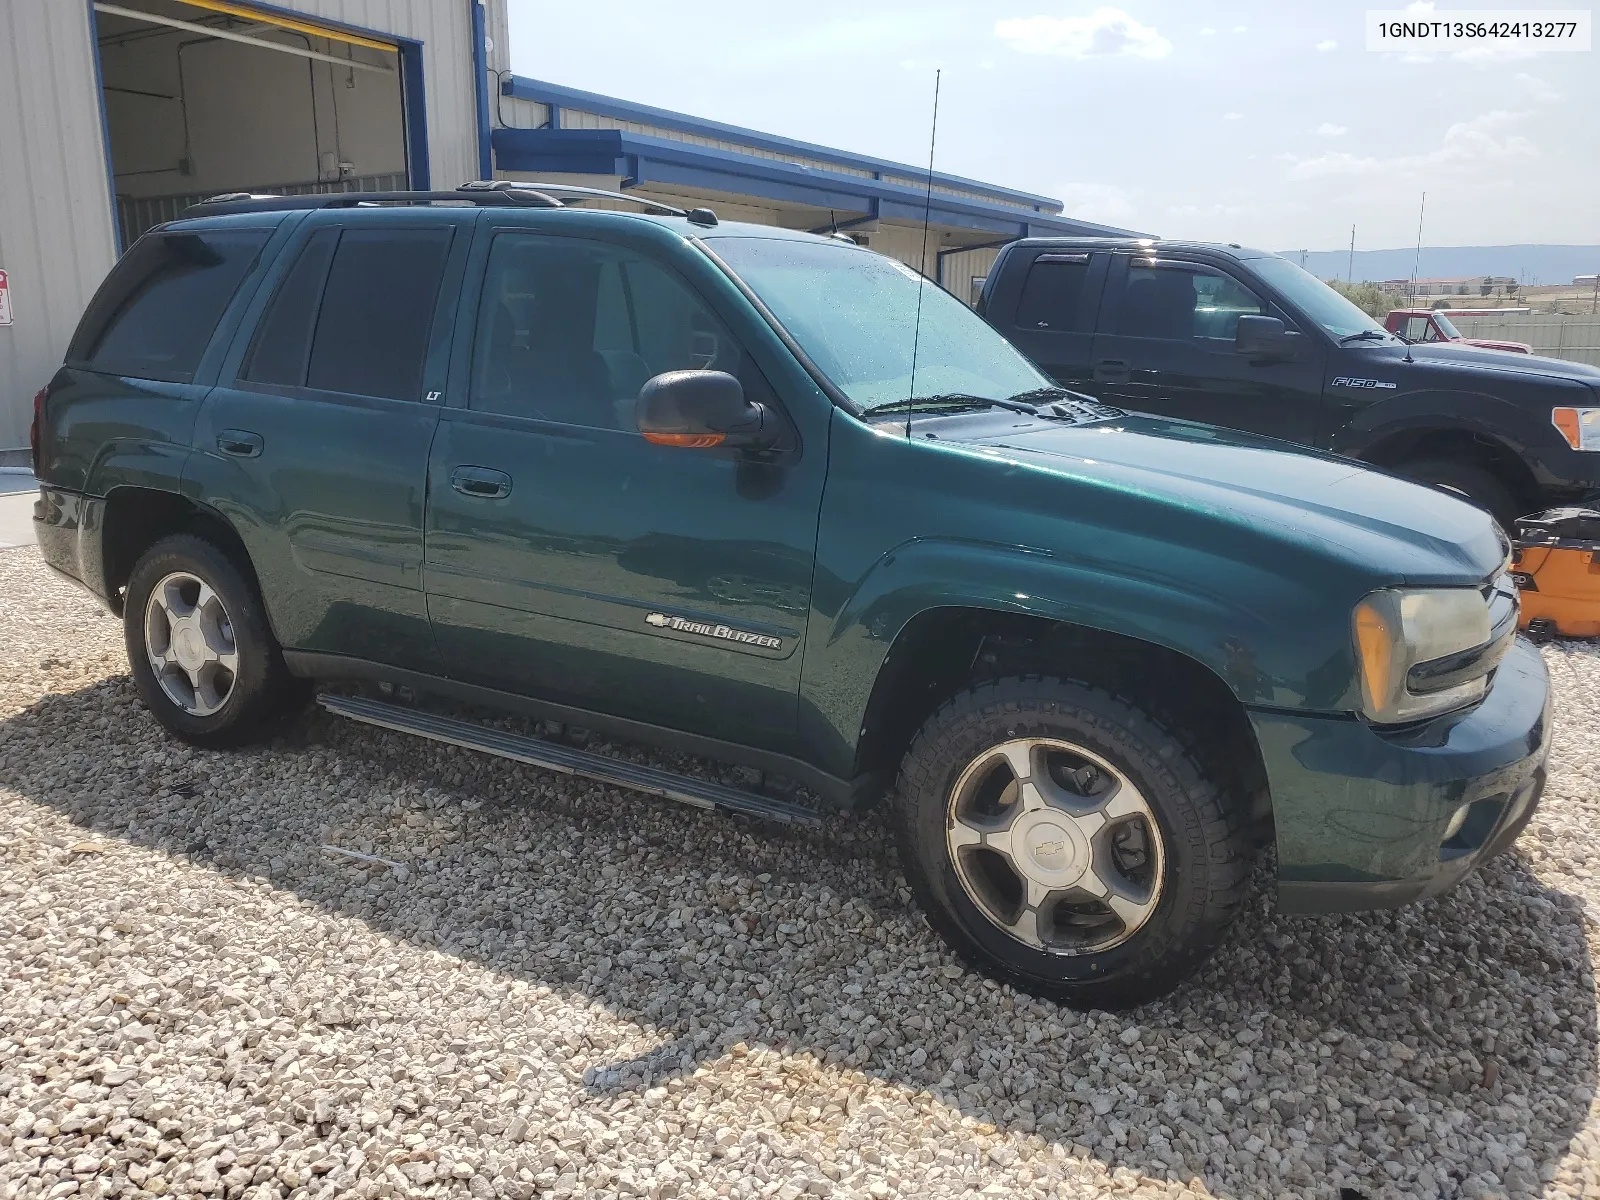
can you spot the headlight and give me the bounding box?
[1552,407,1600,451]
[1352,588,1492,723]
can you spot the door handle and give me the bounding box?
[1092,359,1130,384]
[449,466,512,499]
[216,429,263,458]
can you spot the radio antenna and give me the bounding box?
[906,68,942,440]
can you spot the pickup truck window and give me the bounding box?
[305,228,453,401]
[471,233,748,430]
[1015,254,1091,331]
[709,237,1049,412]
[1112,261,1265,342]
[72,229,268,384]
[1247,256,1396,342]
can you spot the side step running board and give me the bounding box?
[317,693,822,827]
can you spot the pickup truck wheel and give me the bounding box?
[893,677,1251,1010]
[1400,458,1522,530]
[124,534,300,748]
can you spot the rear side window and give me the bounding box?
[241,229,339,387]
[304,228,453,400]
[72,229,268,383]
[1014,254,1091,331]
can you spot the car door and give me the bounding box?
[983,249,1106,391]
[1089,254,1325,443]
[190,209,468,671]
[423,219,827,754]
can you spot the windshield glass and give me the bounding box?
[1249,256,1398,342]
[1432,311,1463,339]
[706,237,1051,410]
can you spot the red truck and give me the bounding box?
[1385,308,1532,354]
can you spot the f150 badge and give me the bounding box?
[1331,376,1397,389]
[646,612,782,650]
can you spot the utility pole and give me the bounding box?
[1592,272,1598,315]
[1347,224,1356,283]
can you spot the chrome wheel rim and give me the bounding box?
[945,737,1166,956]
[144,571,239,717]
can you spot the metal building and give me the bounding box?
[0,0,1130,461]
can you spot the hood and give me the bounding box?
[1356,340,1600,382]
[934,411,1506,584]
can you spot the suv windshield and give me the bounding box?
[1249,256,1399,342]
[707,237,1050,411]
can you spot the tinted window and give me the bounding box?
[471,234,749,429]
[305,228,452,400]
[241,229,338,386]
[74,230,268,382]
[1015,255,1091,331]
[1113,262,1265,342]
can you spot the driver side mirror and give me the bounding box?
[1235,314,1301,361]
[636,370,773,449]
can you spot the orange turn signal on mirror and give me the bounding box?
[642,432,725,448]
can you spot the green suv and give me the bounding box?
[31,185,1550,1009]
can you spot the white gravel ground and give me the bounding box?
[2,541,1599,1200]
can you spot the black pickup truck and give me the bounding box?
[978,238,1600,526]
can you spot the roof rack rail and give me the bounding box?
[463,180,719,226]
[182,187,564,218]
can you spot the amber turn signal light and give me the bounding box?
[643,432,726,448]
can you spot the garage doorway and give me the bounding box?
[90,0,422,247]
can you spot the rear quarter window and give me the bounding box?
[70,229,269,383]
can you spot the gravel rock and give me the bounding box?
[2,542,1599,1200]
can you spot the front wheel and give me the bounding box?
[892,677,1252,1009]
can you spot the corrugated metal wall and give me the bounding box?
[0,0,120,454]
[0,0,485,456]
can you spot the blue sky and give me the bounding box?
[505,1,1597,252]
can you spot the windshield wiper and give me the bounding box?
[869,393,1042,417]
[1339,330,1391,344]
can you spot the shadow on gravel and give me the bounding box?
[4,678,1596,1199]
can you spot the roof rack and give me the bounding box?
[466,180,718,226]
[183,182,719,226]
[183,187,563,218]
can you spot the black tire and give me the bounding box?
[892,676,1251,1010]
[1399,458,1524,530]
[123,533,302,748]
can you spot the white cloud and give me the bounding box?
[1513,72,1559,102]
[1223,112,1243,121]
[1316,39,1337,52]
[1056,182,1140,226]
[1232,24,1246,33]
[1317,122,1347,137]
[1286,110,1535,180]
[1199,26,1215,36]
[995,8,1172,59]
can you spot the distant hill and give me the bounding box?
[1275,245,1600,286]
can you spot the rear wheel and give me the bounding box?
[1399,457,1524,530]
[892,676,1252,1009]
[124,534,302,747]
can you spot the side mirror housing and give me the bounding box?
[636,370,771,449]
[1235,314,1301,361]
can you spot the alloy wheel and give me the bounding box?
[143,571,239,718]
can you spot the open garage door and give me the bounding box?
[92,0,417,246]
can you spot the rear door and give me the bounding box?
[190,209,469,671]
[1088,254,1325,443]
[981,249,1106,391]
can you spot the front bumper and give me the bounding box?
[1256,638,1551,915]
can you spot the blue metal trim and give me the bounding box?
[504,74,1064,213]
[86,0,122,254]
[490,127,1133,239]
[468,0,492,179]
[398,41,430,189]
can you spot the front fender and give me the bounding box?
[795,535,1354,779]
